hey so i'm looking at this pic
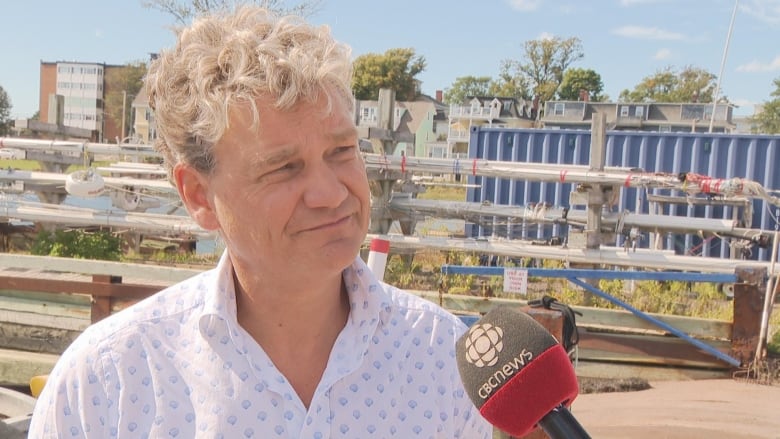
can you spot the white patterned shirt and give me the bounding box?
[29,252,491,438]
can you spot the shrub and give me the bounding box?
[32,229,122,261]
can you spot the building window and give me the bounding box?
[554,103,564,116]
[360,106,377,124]
[620,106,629,117]
[681,104,711,120]
[635,106,644,118]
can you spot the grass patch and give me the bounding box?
[0,158,112,172]
[579,376,652,394]
[384,252,736,321]
[768,308,780,356]
[0,158,41,171]
[416,184,466,202]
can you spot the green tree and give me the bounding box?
[488,59,531,101]
[558,68,605,101]
[751,77,780,134]
[0,85,11,136]
[619,66,717,103]
[514,36,584,104]
[352,48,426,101]
[443,64,531,104]
[32,230,122,261]
[142,0,322,24]
[443,76,492,104]
[105,61,147,142]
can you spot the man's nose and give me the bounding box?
[302,162,348,208]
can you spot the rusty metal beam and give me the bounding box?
[731,266,767,366]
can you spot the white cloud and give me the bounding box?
[654,48,672,60]
[612,25,687,40]
[509,0,542,12]
[537,32,556,41]
[736,55,780,72]
[739,0,780,26]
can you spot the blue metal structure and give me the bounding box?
[442,264,742,367]
[466,127,780,260]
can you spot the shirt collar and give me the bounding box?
[342,256,393,330]
[198,250,239,343]
[313,256,394,387]
[197,251,394,347]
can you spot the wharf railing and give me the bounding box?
[0,252,771,386]
[437,264,767,370]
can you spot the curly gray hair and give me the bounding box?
[145,6,354,181]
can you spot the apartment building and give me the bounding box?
[131,87,156,144]
[447,96,536,157]
[39,61,125,142]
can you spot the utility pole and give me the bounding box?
[361,88,415,234]
[121,90,127,142]
[570,113,615,305]
[586,113,608,250]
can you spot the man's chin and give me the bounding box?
[316,237,363,268]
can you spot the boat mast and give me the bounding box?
[709,0,739,133]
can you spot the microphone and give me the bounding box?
[456,306,591,438]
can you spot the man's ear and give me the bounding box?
[173,163,220,231]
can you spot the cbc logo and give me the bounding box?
[463,323,504,367]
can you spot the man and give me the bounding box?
[29,6,491,438]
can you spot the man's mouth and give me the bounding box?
[301,214,352,233]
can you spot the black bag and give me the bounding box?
[528,295,581,357]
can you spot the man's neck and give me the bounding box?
[232,263,349,339]
[232,265,351,408]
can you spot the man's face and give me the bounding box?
[181,92,370,281]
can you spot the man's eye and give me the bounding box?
[333,145,356,156]
[260,162,298,181]
[275,163,296,172]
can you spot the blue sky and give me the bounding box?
[3,0,779,120]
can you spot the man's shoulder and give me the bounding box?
[380,283,468,333]
[76,268,216,343]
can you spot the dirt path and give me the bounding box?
[570,379,780,439]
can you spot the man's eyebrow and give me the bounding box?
[250,146,297,169]
[328,127,359,143]
[248,127,358,169]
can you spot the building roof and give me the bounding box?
[356,97,443,135]
[40,60,125,68]
[131,87,150,108]
[465,96,534,120]
[541,100,736,131]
